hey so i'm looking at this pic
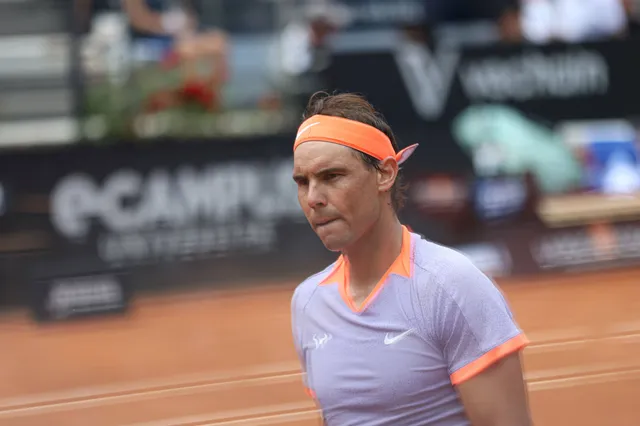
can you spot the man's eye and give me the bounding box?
[326,174,339,181]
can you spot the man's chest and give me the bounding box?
[301,300,452,413]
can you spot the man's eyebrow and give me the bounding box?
[293,167,347,181]
[315,167,347,176]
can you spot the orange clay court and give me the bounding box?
[0,267,638,426]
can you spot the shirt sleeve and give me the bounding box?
[426,250,529,386]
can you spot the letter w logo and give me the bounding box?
[393,42,460,120]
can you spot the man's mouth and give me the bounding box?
[315,218,337,228]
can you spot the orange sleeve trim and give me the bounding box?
[450,333,529,386]
[304,387,317,399]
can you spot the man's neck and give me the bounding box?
[343,211,404,292]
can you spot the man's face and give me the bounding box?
[293,141,382,251]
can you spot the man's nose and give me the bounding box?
[306,182,327,209]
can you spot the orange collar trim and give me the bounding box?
[319,226,413,287]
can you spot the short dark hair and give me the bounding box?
[302,91,409,212]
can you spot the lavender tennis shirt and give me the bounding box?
[291,227,528,425]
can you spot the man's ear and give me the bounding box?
[377,157,399,193]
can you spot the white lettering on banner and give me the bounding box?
[531,223,640,269]
[394,41,460,120]
[394,43,610,120]
[97,223,276,265]
[50,159,303,265]
[47,275,123,319]
[459,50,609,102]
[533,230,606,269]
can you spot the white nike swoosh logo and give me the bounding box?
[296,122,320,140]
[384,329,415,345]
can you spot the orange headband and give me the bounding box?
[293,115,419,165]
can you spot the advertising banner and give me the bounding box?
[326,38,640,124]
[0,137,336,320]
[325,38,640,172]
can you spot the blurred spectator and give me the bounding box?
[122,0,228,86]
[520,0,628,44]
[268,1,351,97]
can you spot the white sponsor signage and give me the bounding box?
[395,43,610,120]
[47,274,124,319]
[50,159,303,265]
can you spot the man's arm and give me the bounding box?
[122,0,167,35]
[456,351,532,426]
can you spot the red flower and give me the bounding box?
[179,80,217,111]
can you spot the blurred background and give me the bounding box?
[0,0,639,424]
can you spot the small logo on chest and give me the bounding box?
[310,333,333,349]
[384,329,415,345]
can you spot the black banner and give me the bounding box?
[328,38,640,122]
[324,38,640,172]
[0,137,336,316]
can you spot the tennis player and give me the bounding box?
[291,92,532,425]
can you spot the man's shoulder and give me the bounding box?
[291,261,337,312]
[410,234,495,297]
[409,235,508,325]
[412,234,478,282]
